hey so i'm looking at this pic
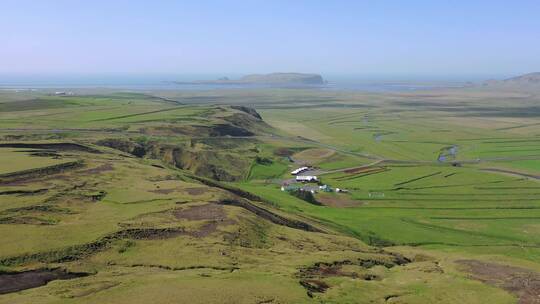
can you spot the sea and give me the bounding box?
[0,74,479,93]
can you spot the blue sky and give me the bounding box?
[2,0,540,78]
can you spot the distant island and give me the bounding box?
[175,73,326,86]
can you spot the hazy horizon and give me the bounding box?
[2,1,540,76]
[0,72,495,92]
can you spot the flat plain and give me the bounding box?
[0,86,539,303]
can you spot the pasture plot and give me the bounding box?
[292,148,335,165]
[247,159,289,181]
[0,95,204,131]
[316,153,372,170]
[423,215,540,245]
[0,148,71,175]
[315,192,362,208]
[321,165,451,195]
[457,137,540,160]
[492,159,540,175]
[476,144,540,158]
[234,183,530,248]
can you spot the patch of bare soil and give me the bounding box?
[174,204,235,238]
[316,193,362,208]
[184,187,207,196]
[189,221,221,238]
[0,268,89,295]
[149,188,176,194]
[458,260,540,304]
[174,204,227,221]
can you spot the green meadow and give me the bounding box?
[0,88,539,303]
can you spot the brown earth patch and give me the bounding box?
[174,203,227,221]
[457,259,540,304]
[0,268,90,295]
[184,187,207,196]
[174,203,236,238]
[149,188,176,194]
[189,221,222,238]
[316,193,362,208]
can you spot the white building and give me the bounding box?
[296,175,318,182]
[291,166,309,175]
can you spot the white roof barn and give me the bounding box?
[291,167,309,175]
[296,175,318,182]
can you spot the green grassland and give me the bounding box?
[0,88,539,303]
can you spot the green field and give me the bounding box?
[0,88,539,303]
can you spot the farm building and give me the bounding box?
[296,175,318,182]
[291,167,309,175]
[319,184,332,192]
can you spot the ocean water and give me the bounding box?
[0,74,468,92]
